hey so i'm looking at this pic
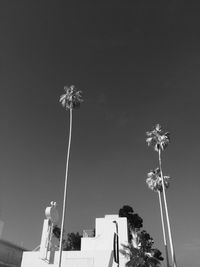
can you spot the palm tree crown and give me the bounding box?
[59,85,83,110]
[146,168,170,192]
[146,124,170,152]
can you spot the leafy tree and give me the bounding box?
[63,232,82,251]
[119,205,143,242]
[119,205,163,267]
[52,225,61,240]
[58,85,83,267]
[53,225,82,251]
[146,124,177,267]
[151,249,164,262]
[138,231,154,253]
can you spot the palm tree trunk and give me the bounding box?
[58,108,73,267]
[157,190,170,267]
[158,149,177,267]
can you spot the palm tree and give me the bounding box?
[58,85,83,267]
[121,230,163,267]
[146,168,170,267]
[146,124,177,267]
[121,244,161,267]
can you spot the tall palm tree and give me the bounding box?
[146,124,177,267]
[146,168,170,267]
[58,85,83,267]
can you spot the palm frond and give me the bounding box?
[59,85,83,110]
[146,256,161,267]
[121,242,161,267]
[146,124,170,152]
[146,168,170,192]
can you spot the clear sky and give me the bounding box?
[1,1,200,266]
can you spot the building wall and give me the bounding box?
[81,215,128,251]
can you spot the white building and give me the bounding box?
[21,204,129,267]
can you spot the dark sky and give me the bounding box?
[1,1,200,266]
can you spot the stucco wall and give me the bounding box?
[21,250,127,267]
